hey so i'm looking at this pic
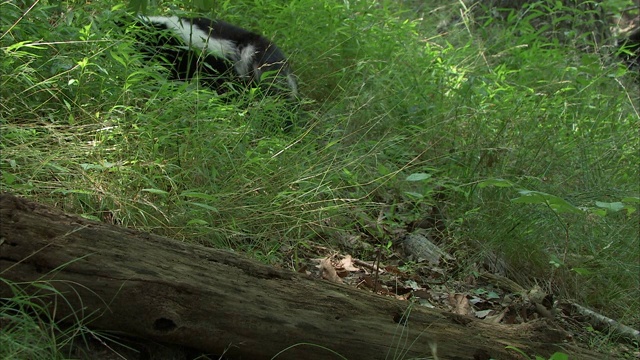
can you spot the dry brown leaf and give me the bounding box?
[485,308,507,324]
[359,275,390,295]
[319,257,342,283]
[474,309,492,319]
[448,293,472,316]
[336,255,360,272]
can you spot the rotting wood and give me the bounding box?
[0,193,606,360]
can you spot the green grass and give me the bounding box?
[0,278,85,360]
[1,0,638,357]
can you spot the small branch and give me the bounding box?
[570,302,640,343]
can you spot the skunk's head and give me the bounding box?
[252,43,298,100]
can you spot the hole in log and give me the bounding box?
[153,317,177,332]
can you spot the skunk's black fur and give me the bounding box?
[129,16,298,99]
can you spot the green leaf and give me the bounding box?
[548,352,569,360]
[622,196,640,204]
[6,41,45,52]
[188,202,218,212]
[549,254,563,268]
[404,191,423,199]
[141,188,169,196]
[80,163,104,171]
[571,267,592,276]
[110,50,127,68]
[595,201,624,212]
[187,219,209,226]
[377,163,390,176]
[622,205,636,216]
[406,172,431,182]
[2,171,17,185]
[478,178,514,188]
[512,190,582,214]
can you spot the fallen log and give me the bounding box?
[0,193,603,359]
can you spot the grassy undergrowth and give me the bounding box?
[1,0,638,357]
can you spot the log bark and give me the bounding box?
[0,193,604,360]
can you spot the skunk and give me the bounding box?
[129,15,298,99]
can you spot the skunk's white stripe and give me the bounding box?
[137,15,298,100]
[286,73,298,96]
[142,16,237,60]
[235,44,256,77]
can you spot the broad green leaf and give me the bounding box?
[187,219,209,226]
[80,163,104,171]
[549,254,564,268]
[188,202,218,212]
[477,178,514,188]
[622,205,636,216]
[548,352,569,360]
[404,191,423,199]
[2,172,17,185]
[142,188,169,196]
[406,173,431,182]
[377,164,390,176]
[512,190,582,214]
[571,267,593,276]
[595,201,624,212]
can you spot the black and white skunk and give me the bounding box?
[129,15,298,99]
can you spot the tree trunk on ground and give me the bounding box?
[0,193,604,360]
